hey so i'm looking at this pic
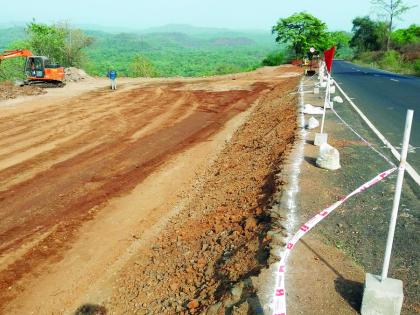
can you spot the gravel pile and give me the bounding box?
[64,67,91,82]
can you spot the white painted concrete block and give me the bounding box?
[361,273,403,315]
[316,143,341,170]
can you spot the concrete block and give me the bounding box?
[361,273,404,315]
[314,133,328,146]
[333,95,344,103]
[316,143,341,170]
[330,85,336,94]
[314,87,319,94]
[307,116,319,129]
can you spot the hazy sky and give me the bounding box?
[2,0,420,31]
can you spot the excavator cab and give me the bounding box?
[24,56,65,85]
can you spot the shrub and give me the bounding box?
[378,50,402,71]
[262,50,293,66]
[215,64,242,75]
[413,59,420,76]
[128,55,158,77]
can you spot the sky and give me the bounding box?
[2,0,420,32]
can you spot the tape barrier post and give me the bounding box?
[381,110,413,281]
[271,167,397,315]
[320,72,330,134]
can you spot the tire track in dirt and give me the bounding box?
[0,84,197,191]
[0,76,277,310]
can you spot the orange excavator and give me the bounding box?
[0,49,65,87]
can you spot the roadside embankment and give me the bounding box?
[107,75,300,314]
[0,66,302,314]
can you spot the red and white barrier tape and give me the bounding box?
[271,167,397,315]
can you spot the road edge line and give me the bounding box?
[333,80,420,186]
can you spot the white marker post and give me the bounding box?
[361,109,414,315]
[314,69,329,145]
[381,109,413,280]
[320,73,330,134]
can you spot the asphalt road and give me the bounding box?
[332,60,420,171]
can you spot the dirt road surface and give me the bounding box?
[0,66,300,314]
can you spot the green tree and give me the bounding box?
[327,31,353,58]
[350,16,387,53]
[128,55,158,77]
[328,31,351,50]
[25,21,92,67]
[262,51,289,66]
[272,12,330,58]
[391,24,420,48]
[60,23,94,67]
[371,0,416,50]
[26,22,66,64]
[0,40,27,81]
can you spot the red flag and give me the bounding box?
[324,46,336,73]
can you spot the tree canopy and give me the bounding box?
[391,24,420,48]
[24,21,93,67]
[371,0,416,50]
[350,16,387,53]
[272,12,330,58]
[128,55,158,77]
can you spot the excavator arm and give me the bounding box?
[0,49,33,63]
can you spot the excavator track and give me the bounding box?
[27,81,65,88]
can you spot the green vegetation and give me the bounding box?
[371,0,416,51]
[128,55,158,77]
[262,50,293,66]
[0,24,277,80]
[272,12,331,58]
[350,17,419,75]
[267,2,418,75]
[269,12,353,62]
[349,0,419,75]
[1,6,418,81]
[82,28,276,77]
[0,22,93,81]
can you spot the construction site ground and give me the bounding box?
[0,66,303,314]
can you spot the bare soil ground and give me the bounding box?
[0,66,301,314]
[0,81,46,100]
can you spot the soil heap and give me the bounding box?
[64,67,91,82]
[0,81,45,100]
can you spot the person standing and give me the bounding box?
[107,69,117,90]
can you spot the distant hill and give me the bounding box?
[0,27,26,50]
[0,24,275,51]
[0,24,280,77]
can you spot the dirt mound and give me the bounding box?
[64,67,91,82]
[0,81,46,100]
